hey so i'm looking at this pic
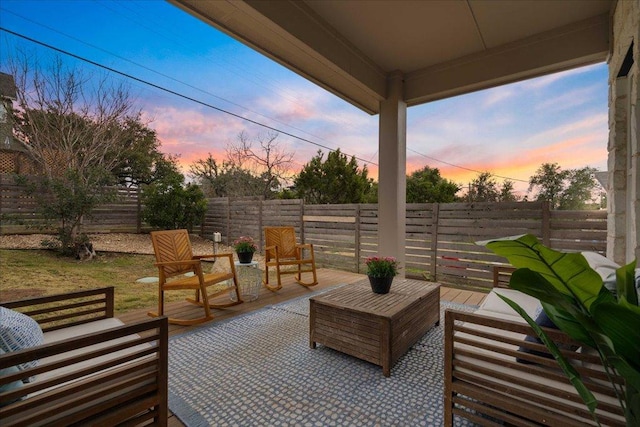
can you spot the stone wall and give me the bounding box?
[608,0,640,263]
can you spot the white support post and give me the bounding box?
[378,71,407,275]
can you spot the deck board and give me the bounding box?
[116,268,487,426]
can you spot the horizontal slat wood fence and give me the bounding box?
[1,174,607,291]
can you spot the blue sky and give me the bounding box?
[0,0,609,197]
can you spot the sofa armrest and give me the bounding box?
[444,309,625,427]
[2,287,115,332]
[492,265,516,289]
[0,316,169,426]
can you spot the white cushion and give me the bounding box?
[479,288,541,319]
[32,318,151,396]
[42,318,125,344]
[581,251,620,280]
[0,307,44,380]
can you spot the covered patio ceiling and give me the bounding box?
[169,0,614,115]
[168,0,622,267]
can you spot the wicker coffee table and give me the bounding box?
[309,278,440,376]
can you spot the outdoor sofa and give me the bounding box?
[0,287,168,426]
[444,253,626,426]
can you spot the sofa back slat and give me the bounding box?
[444,309,625,427]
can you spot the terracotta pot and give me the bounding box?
[237,251,254,264]
[368,275,393,294]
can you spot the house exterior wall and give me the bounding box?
[608,0,640,264]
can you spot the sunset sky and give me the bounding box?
[0,0,609,198]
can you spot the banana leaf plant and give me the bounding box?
[479,234,639,426]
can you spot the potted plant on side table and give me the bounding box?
[233,236,257,264]
[365,256,400,294]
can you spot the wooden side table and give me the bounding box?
[309,278,440,377]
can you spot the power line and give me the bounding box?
[1,25,531,182]
[407,147,529,183]
[0,26,377,167]
[0,6,351,150]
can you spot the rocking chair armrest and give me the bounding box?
[193,253,233,260]
[296,243,313,249]
[264,244,279,261]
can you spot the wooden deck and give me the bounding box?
[117,268,486,426]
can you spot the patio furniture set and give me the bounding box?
[0,226,626,426]
[148,227,319,325]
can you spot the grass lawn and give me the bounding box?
[0,249,194,314]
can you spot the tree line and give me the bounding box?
[3,53,602,256]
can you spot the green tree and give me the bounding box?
[110,117,166,187]
[499,179,519,202]
[142,159,207,231]
[467,172,520,202]
[467,172,500,202]
[560,167,599,210]
[406,166,459,203]
[529,163,598,209]
[294,149,373,204]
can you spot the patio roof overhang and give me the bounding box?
[167,0,620,266]
[169,0,613,115]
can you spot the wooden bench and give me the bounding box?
[0,287,169,426]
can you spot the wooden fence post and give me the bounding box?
[299,199,305,244]
[541,200,551,246]
[136,187,142,234]
[430,203,439,280]
[258,199,264,249]
[355,204,361,274]
[225,197,231,245]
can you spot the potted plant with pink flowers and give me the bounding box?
[233,236,257,264]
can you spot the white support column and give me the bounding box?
[378,71,407,274]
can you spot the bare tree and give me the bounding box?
[226,131,295,199]
[7,52,140,255]
[11,55,136,180]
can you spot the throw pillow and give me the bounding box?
[516,308,561,364]
[0,348,23,407]
[0,306,44,382]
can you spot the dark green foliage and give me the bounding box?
[110,117,166,186]
[294,149,374,204]
[528,163,599,209]
[142,163,207,231]
[16,170,117,256]
[406,166,459,203]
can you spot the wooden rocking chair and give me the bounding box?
[263,226,318,291]
[148,229,242,325]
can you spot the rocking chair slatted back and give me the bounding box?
[265,226,298,259]
[151,229,195,277]
[263,226,318,291]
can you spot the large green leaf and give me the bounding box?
[507,268,596,345]
[617,261,638,306]
[482,234,603,309]
[591,302,640,374]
